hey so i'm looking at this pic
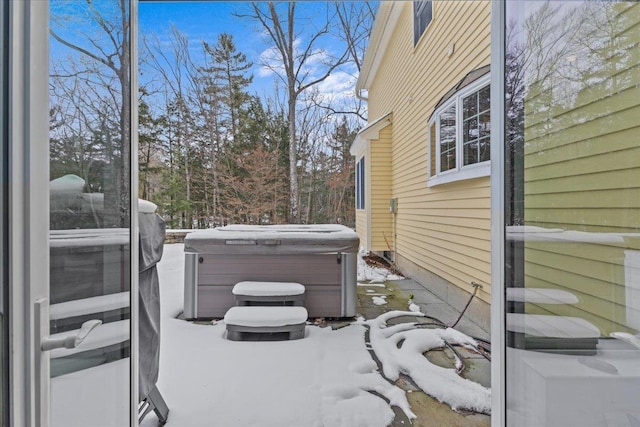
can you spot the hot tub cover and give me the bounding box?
[184,224,359,255]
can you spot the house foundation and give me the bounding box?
[393,253,490,333]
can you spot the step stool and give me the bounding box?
[224,306,308,341]
[232,281,305,306]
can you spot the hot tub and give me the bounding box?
[183,224,359,319]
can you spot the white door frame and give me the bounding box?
[9,1,50,425]
[8,0,139,425]
[489,1,506,426]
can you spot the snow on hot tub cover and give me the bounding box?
[184,224,359,255]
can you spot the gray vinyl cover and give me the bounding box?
[184,224,359,255]
[138,212,166,400]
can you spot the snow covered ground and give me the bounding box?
[140,244,490,426]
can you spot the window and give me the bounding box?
[462,85,491,166]
[428,73,490,186]
[413,1,433,46]
[355,157,365,210]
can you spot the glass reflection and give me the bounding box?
[505,1,640,426]
[0,0,7,423]
[439,104,456,172]
[49,0,131,425]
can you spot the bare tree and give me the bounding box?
[50,0,131,227]
[307,1,377,121]
[143,27,204,227]
[238,2,350,223]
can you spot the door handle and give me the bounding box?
[41,319,102,351]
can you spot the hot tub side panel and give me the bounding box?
[196,253,345,318]
[183,253,199,319]
[341,253,357,317]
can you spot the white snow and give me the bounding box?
[52,359,130,427]
[232,281,305,297]
[358,282,386,288]
[507,313,600,338]
[50,292,129,320]
[357,250,403,283]
[506,287,579,305]
[49,228,129,247]
[372,296,387,306]
[506,225,640,244]
[135,244,490,426]
[408,302,420,313]
[224,306,308,327]
[50,174,85,193]
[50,320,129,359]
[140,244,412,427]
[365,311,491,414]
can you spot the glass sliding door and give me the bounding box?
[504,1,640,425]
[0,0,7,424]
[48,0,134,425]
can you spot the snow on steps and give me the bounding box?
[232,281,305,306]
[224,306,308,341]
[50,292,129,320]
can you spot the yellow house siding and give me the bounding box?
[369,126,393,252]
[521,2,640,333]
[362,1,492,303]
[355,209,367,251]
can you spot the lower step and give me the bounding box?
[224,306,308,341]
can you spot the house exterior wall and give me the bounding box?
[520,2,640,334]
[369,126,393,252]
[355,146,368,250]
[360,1,492,308]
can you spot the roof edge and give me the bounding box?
[356,2,404,95]
[349,113,393,156]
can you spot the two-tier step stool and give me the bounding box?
[224,281,308,341]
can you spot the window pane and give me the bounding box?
[463,117,478,143]
[479,85,490,113]
[479,111,491,139]
[439,105,456,172]
[463,92,478,119]
[49,0,131,424]
[505,2,640,426]
[414,1,433,45]
[479,137,490,162]
[356,157,365,210]
[360,158,365,209]
[463,141,479,166]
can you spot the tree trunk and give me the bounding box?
[288,93,298,223]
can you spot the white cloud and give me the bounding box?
[315,69,358,104]
[256,39,361,111]
[258,45,286,77]
[257,38,334,83]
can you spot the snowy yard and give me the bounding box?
[140,244,490,427]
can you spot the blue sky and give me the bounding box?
[139,2,259,59]
[139,1,361,101]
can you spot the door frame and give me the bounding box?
[489,1,506,426]
[9,1,50,425]
[7,0,140,425]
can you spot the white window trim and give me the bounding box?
[428,74,491,187]
[356,156,365,210]
[413,1,434,48]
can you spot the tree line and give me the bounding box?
[49,1,375,230]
